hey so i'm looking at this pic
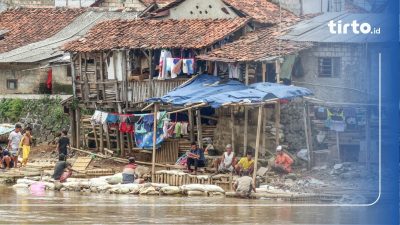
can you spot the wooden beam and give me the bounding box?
[148,50,153,97]
[151,103,159,182]
[243,107,248,156]
[92,125,98,151]
[141,102,154,111]
[262,63,266,82]
[99,123,104,154]
[245,63,249,85]
[100,51,106,100]
[231,107,235,154]
[196,109,203,148]
[275,101,281,148]
[275,59,281,84]
[303,102,311,170]
[167,103,207,114]
[253,105,263,183]
[69,109,76,147]
[70,53,77,98]
[262,107,267,156]
[75,108,81,149]
[188,109,194,142]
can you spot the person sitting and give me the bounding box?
[271,145,294,174]
[235,151,255,176]
[213,144,236,173]
[122,157,138,184]
[0,147,13,169]
[52,154,72,183]
[233,171,256,198]
[186,142,206,175]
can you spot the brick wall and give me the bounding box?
[293,43,370,103]
[0,63,48,94]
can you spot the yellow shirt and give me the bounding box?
[238,157,254,170]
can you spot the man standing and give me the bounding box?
[7,124,22,168]
[213,144,236,173]
[57,129,70,157]
[235,151,254,176]
[186,142,206,175]
[272,145,294,174]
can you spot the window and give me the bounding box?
[6,79,17,90]
[328,0,343,12]
[66,65,72,77]
[318,57,341,77]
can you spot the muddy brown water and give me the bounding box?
[0,185,382,224]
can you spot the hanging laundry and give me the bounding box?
[228,63,240,79]
[174,122,182,138]
[163,120,170,139]
[100,112,109,133]
[158,50,172,80]
[166,57,174,74]
[185,59,194,75]
[91,110,102,125]
[181,122,188,135]
[327,108,344,121]
[143,114,154,132]
[134,129,164,150]
[171,58,182,78]
[329,120,346,132]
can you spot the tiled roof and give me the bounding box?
[62,18,248,52]
[222,0,298,24]
[0,8,84,54]
[197,26,311,62]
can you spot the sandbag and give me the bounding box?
[106,173,123,185]
[208,192,225,197]
[44,182,55,190]
[89,178,109,187]
[17,178,36,186]
[187,190,207,196]
[160,186,181,195]
[13,183,29,189]
[139,186,159,195]
[202,185,225,193]
[181,184,205,192]
[151,183,170,188]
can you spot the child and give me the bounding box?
[20,127,32,167]
[57,129,70,157]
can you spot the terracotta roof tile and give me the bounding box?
[223,0,298,24]
[197,25,311,62]
[62,18,248,52]
[0,8,84,53]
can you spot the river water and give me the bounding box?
[0,185,386,224]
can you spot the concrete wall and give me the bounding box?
[0,63,48,94]
[271,0,330,15]
[55,0,96,7]
[51,64,73,94]
[0,0,54,7]
[97,0,145,9]
[168,0,236,19]
[292,44,369,103]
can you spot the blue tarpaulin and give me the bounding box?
[146,74,247,106]
[146,74,313,108]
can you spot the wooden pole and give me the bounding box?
[92,125,98,151]
[275,101,281,148]
[100,51,106,100]
[305,103,314,168]
[243,107,248,156]
[336,131,340,162]
[75,108,81,149]
[253,105,263,183]
[303,102,312,170]
[196,109,203,148]
[70,53,77,98]
[188,109,194,142]
[275,59,281,84]
[69,109,76,147]
[262,63,266,82]
[231,107,235,154]
[244,64,249,155]
[262,107,267,156]
[148,50,153,97]
[151,103,159,182]
[99,124,104,154]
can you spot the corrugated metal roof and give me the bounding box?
[0,10,138,63]
[280,13,393,43]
